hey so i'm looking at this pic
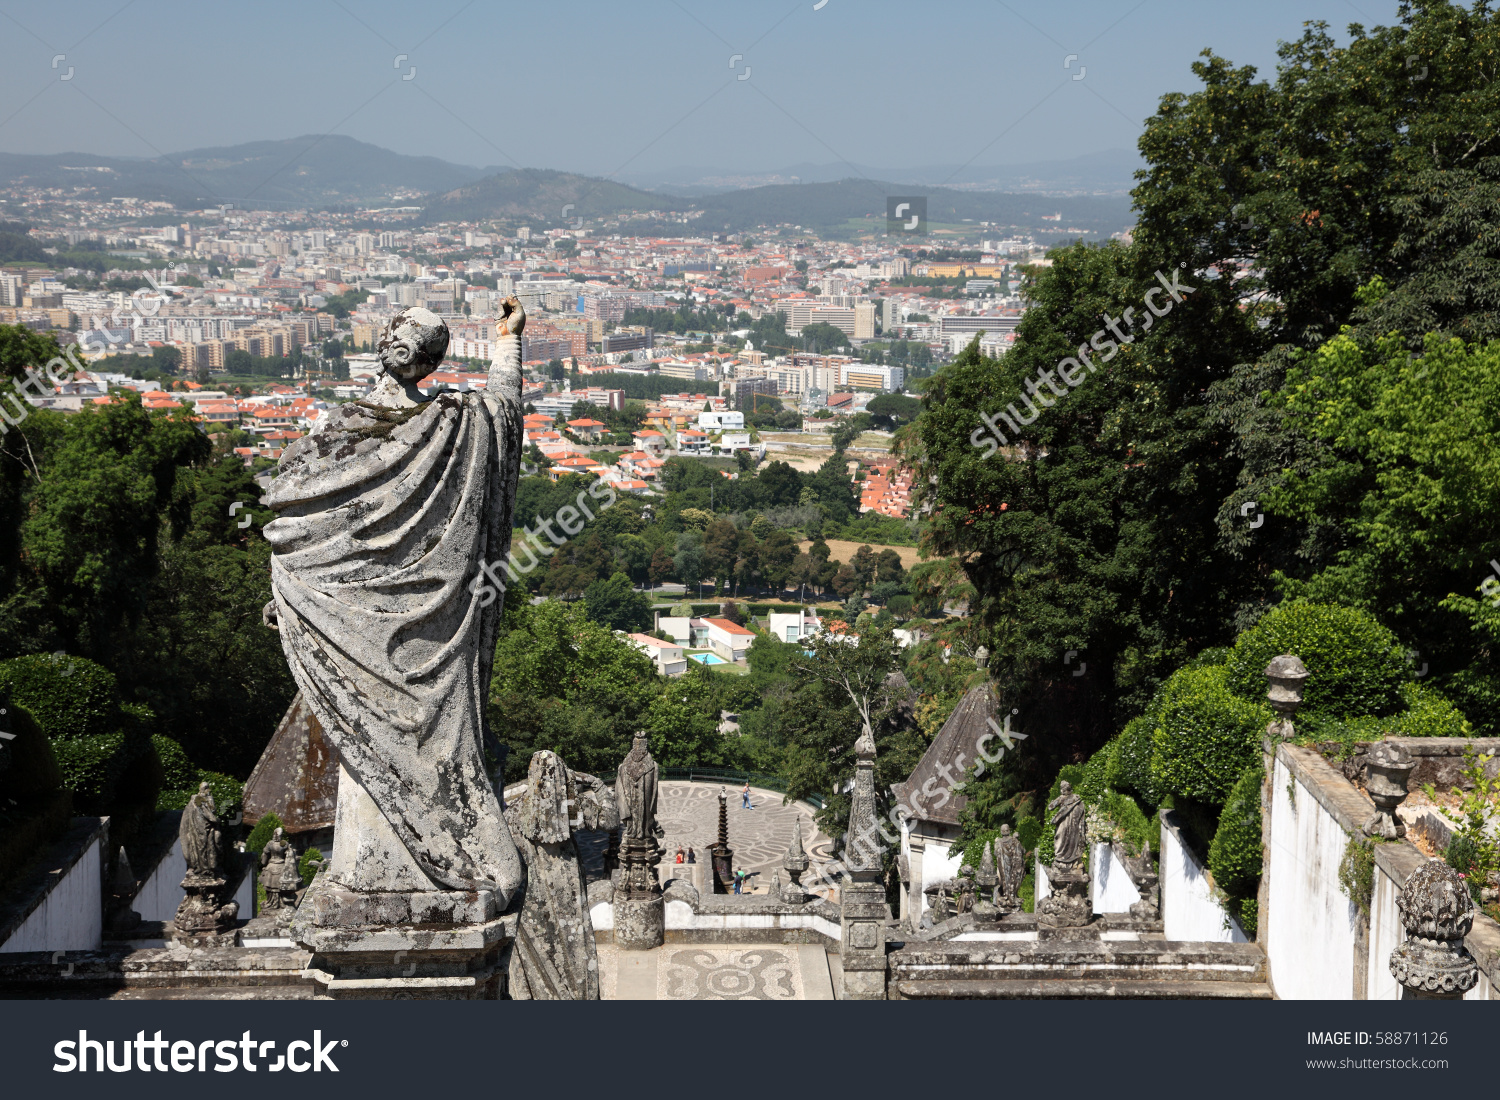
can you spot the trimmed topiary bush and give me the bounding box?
[1209,765,1264,897]
[1115,713,1164,805]
[0,654,119,742]
[1150,664,1273,806]
[0,699,73,892]
[52,732,128,814]
[244,811,284,855]
[152,735,197,794]
[1225,601,1408,719]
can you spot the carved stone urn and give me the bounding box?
[1264,654,1309,739]
[1389,860,1479,1000]
[1363,739,1414,840]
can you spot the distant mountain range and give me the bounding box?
[0,135,1136,239]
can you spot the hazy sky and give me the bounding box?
[0,0,1405,174]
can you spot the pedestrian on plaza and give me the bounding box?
[686,846,696,864]
[675,846,685,864]
[741,782,753,809]
[733,869,744,895]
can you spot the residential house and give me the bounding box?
[701,617,754,662]
[626,633,687,677]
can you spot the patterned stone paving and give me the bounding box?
[657,946,803,1000]
[559,781,832,896]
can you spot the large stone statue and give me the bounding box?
[264,303,528,900]
[1049,780,1086,872]
[505,750,618,1000]
[181,781,225,876]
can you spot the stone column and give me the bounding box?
[1389,860,1479,1000]
[839,724,888,1000]
[709,786,734,894]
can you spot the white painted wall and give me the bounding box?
[0,830,103,953]
[1368,865,1403,1000]
[1161,813,1248,944]
[1266,757,1356,997]
[133,838,187,923]
[132,838,254,924]
[1090,841,1142,914]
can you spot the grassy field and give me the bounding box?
[798,538,924,569]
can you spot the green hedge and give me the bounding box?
[1225,601,1408,718]
[0,699,73,892]
[245,811,284,855]
[1151,664,1272,806]
[0,654,119,742]
[153,735,198,793]
[1115,714,1163,805]
[1209,765,1264,896]
[52,732,128,814]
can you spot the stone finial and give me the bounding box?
[1264,654,1309,717]
[783,817,809,877]
[1363,739,1414,839]
[854,723,876,759]
[976,841,998,891]
[974,645,990,670]
[1389,860,1479,999]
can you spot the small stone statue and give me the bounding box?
[972,843,998,921]
[258,827,302,912]
[181,781,225,876]
[1049,780,1086,872]
[995,824,1026,913]
[955,867,976,915]
[106,847,141,932]
[174,781,239,937]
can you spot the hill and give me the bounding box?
[0,135,497,208]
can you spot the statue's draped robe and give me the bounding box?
[263,338,524,896]
[996,833,1025,898]
[615,750,660,840]
[505,752,618,1000]
[180,790,222,876]
[1051,793,1086,869]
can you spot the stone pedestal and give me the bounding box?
[839,879,889,1000]
[291,876,514,999]
[1036,865,1091,929]
[613,835,664,950]
[173,871,240,942]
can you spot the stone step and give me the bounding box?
[893,978,1272,999]
[0,947,310,996]
[889,939,1268,988]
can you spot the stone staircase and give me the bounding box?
[888,938,1272,999]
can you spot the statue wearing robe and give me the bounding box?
[505,750,619,1000]
[1049,780,1086,871]
[263,303,529,900]
[995,823,1026,900]
[181,781,223,876]
[615,732,664,843]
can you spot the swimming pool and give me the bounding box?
[689,653,727,665]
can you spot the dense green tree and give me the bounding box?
[583,571,653,633]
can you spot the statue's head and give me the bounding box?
[378,306,450,383]
[1000,824,1011,836]
[273,827,283,840]
[198,780,212,796]
[1059,780,1072,795]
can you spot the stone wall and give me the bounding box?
[1263,740,1500,1000]
[1090,841,1142,914]
[1159,811,1249,943]
[0,818,107,954]
[591,889,842,947]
